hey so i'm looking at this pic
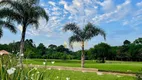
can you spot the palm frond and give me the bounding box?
[63,23,82,36]
[29,0,40,5]
[20,0,39,5]
[0,27,3,38]
[69,34,82,48]
[84,22,106,40]
[0,0,48,34]
[31,6,49,22]
[4,22,17,34]
[0,8,22,23]
[0,0,24,15]
[28,19,39,29]
[0,20,17,38]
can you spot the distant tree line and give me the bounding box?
[0,38,142,61]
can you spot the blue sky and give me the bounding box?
[0,0,142,51]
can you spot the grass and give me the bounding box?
[24,59,142,73]
[43,69,135,80]
[0,55,137,80]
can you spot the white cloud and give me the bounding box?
[136,1,142,7]
[93,0,131,24]
[40,3,45,6]
[27,0,140,43]
[48,1,56,6]
[95,0,115,12]
[52,7,60,11]
[123,20,129,26]
[18,25,23,33]
[59,0,78,15]
[52,12,61,16]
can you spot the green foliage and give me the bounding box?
[0,37,142,62]
[0,55,135,80]
[136,69,142,80]
[133,38,142,45]
[25,59,142,73]
[0,20,16,38]
[93,43,111,63]
[0,54,45,80]
[63,22,105,47]
[123,40,131,45]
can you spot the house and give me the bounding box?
[0,50,9,55]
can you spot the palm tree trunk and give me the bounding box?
[19,24,26,68]
[81,41,85,68]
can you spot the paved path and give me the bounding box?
[25,64,136,77]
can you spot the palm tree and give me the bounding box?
[0,20,17,38]
[0,0,48,67]
[63,22,106,68]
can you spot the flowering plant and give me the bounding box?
[0,54,45,80]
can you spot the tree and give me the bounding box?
[37,43,46,56]
[63,22,106,68]
[0,0,49,67]
[94,43,110,63]
[123,40,131,45]
[133,38,142,45]
[0,20,16,38]
[48,44,57,50]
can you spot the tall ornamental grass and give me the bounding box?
[0,54,45,80]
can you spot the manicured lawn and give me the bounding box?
[24,59,142,73]
[43,69,134,80]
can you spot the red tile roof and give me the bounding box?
[0,50,9,55]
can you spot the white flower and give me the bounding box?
[58,68,61,71]
[7,67,16,75]
[51,61,55,64]
[43,62,46,65]
[66,77,70,80]
[11,67,16,71]
[20,54,24,57]
[96,72,103,75]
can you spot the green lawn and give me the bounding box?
[43,69,134,80]
[24,59,142,73]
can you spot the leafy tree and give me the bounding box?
[94,43,110,63]
[0,0,49,66]
[133,38,142,45]
[37,43,46,57]
[86,48,95,60]
[48,44,57,50]
[63,22,106,68]
[123,40,131,45]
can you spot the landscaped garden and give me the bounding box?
[0,0,142,80]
